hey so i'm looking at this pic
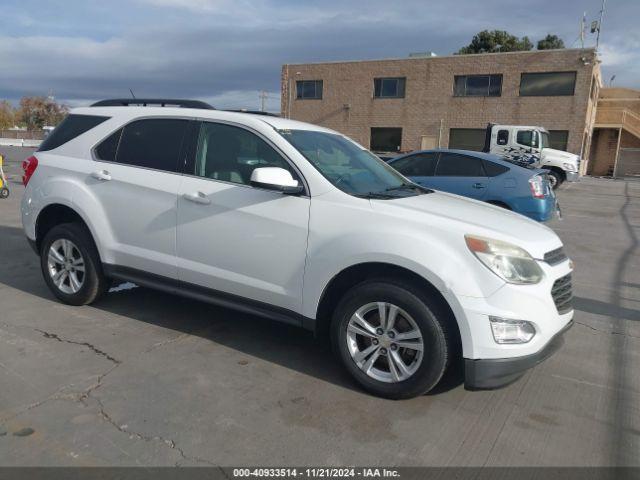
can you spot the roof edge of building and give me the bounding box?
[283,48,597,68]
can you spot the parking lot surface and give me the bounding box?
[0,148,638,466]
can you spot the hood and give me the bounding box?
[542,148,579,162]
[371,191,561,258]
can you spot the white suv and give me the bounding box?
[21,99,574,399]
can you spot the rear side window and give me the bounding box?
[115,119,188,172]
[95,128,122,161]
[483,160,510,177]
[497,130,509,146]
[38,114,109,152]
[435,153,485,177]
[392,153,438,177]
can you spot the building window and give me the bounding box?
[549,130,569,151]
[374,78,406,98]
[371,127,402,152]
[296,80,323,99]
[519,72,576,96]
[497,129,509,145]
[448,128,486,151]
[454,74,502,97]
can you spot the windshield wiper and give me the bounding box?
[355,192,397,199]
[384,183,433,194]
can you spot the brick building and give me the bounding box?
[282,48,602,174]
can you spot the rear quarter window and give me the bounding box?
[38,114,110,152]
[483,160,510,177]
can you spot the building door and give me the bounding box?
[616,148,640,177]
[420,135,437,150]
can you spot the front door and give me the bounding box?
[176,121,310,313]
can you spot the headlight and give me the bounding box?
[465,235,544,284]
[563,162,576,172]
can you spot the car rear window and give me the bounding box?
[38,114,109,152]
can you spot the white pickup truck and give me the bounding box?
[483,124,580,189]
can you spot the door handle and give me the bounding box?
[91,170,111,181]
[472,183,486,189]
[183,191,211,205]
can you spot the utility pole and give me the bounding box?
[596,0,606,50]
[259,90,268,112]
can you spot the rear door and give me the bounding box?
[429,152,489,200]
[89,118,189,278]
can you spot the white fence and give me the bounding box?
[0,138,42,147]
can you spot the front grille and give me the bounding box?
[551,273,573,314]
[544,247,568,266]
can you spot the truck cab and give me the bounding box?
[483,124,580,189]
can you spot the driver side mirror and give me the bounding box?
[250,167,304,195]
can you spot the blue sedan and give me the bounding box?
[387,149,557,222]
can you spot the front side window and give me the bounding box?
[279,129,426,198]
[194,122,295,186]
[435,153,485,177]
[392,153,438,177]
[454,75,502,97]
[374,78,406,98]
[516,130,539,148]
[520,71,576,96]
[115,119,188,172]
[296,80,323,99]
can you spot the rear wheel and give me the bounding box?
[331,280,454,399]
[40,223,109,305]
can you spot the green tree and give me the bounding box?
[537,34,565,50]
[17,96,68,130]
[457,30,533,54]
[0,101,16,130]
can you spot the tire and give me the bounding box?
[331,280,455,399]
[0,187,8,199]
[40,223,109,305]
[546,170,563,190]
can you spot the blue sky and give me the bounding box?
[0,0,637,112]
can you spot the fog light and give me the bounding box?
[489,316,536,344]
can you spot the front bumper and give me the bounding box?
[464,320,573,389]
[565,171,580,182]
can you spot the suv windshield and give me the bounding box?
[278,129,428,198]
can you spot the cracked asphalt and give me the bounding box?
[0,147,639,466]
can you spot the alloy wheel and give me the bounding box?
[47,239,86,294]
[346,302,424,383]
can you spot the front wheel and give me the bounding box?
[331,280,454,399]
[546,170,564,190]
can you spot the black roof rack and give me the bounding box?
[91,98,215,109]
[224,109,279,117]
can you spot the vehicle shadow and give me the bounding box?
[0,224,463,396]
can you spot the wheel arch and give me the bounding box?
[315,262,462,350]
[35,203,97,256]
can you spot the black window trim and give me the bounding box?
[181,118,310,197]
[90,115,192,176]
[453,74,503,97]
[296,80,323,100]
[519,71,577,97]
[373,77,407,99]
[434,151,488,177]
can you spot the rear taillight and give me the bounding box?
[22,155,38,186]
[529,176,545,199]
